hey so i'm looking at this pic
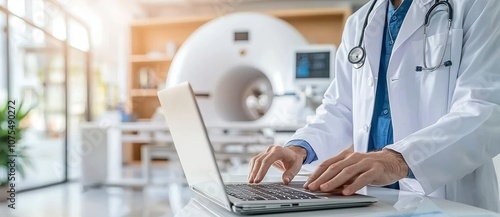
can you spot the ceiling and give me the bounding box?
[127,0,369,18]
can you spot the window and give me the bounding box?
[2,0,90,190]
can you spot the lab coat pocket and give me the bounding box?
[410,30,457,124]
[412,31,448,69]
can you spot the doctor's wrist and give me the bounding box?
[381,149,409,179]
[285,146,308,163]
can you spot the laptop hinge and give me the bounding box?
[191,186,234,211]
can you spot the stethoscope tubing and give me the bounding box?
[349,0,454,72]
[419,0,453,71]
[349,0,379,68]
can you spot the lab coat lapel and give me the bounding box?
[364,0,388,78]
[392,0,433,53]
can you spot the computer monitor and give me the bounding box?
[294,45,336,88]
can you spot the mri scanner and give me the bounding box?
[166,12,335,127]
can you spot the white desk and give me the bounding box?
[117,121,304,132]
[79,121,297,187]
[176,174,500,217]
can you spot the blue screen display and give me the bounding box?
[296,52,330,79]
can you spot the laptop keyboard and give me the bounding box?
[225,183,319,201]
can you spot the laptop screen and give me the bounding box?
[157,82,232,211]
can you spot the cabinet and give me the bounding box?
[128,16,210,120]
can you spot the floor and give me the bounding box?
[0,164,194,217]
[5,182,195,217]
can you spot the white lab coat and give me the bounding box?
[290,0,500,212]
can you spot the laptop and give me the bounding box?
[157,82,377,215]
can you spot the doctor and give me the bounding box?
[248,0,500,212]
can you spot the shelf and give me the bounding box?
[130,89,158,97]
[130,55,172,63]
[131,15,213,27]
[268,8,351,18]
[129,8,350,27]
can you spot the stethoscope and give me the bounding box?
[348,0,454,72]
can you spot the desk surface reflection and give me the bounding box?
[176,175,499,217]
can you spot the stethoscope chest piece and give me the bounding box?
[348,46,366,68]
[348,0,378,69]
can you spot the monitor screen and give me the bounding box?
[295,52,330,79]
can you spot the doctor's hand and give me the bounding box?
[248,146,307,185]
[304,149,408,195]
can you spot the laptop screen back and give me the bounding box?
[157,82,231,211]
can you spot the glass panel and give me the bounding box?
[0,11,6,102]
[7,0,25,17]
[47,0,66,41]
[24,0,67,41]
[9,15,66,189]
[30,0,46,27]
[67,48,87,180]
[0,12,5,187]
[48,11,66,40]
[68,19,89,51]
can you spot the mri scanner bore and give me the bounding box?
[166,12,335,125]
[216,66,274,121]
